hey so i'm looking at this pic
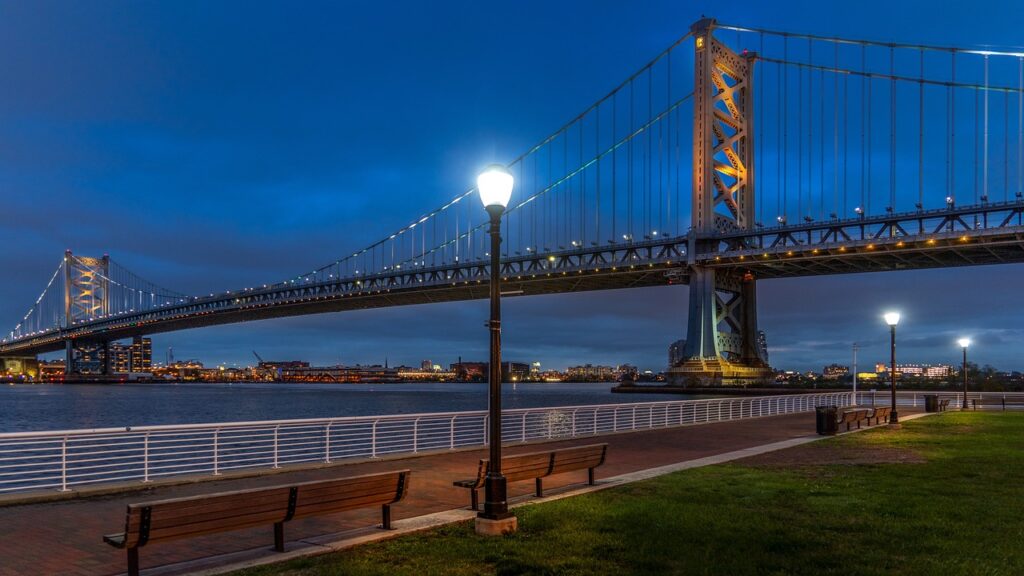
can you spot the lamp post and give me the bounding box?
[958,338,971,410]
[883,312,901,427]
[475,164,516,535]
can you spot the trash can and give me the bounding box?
[924,394,939,412]
[815,406,838,435]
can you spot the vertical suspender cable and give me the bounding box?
[778,59,783,219]
[807,40,813,219]
[946,51,954,202]
[799,42,805,219]
[984,55,989,203]
[834,42,839,217]
[820,67,825,220]
[844,69,849,214]
[612,91,617,242]
[890,45,896,212]
[860,45,866,212]
[919,49,924,209]
[1019,57,1023,199]
[784,36,789,220]
[1004,89,1009,201]
[867,54,873,214]
[975,89,980,202]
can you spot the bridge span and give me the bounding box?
[4,18,1024,382]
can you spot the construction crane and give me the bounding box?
[252,350,265,365]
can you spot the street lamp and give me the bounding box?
[475,164,516,535]
[884,312,901,427]
[958,338,971,410]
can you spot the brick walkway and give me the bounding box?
[0,412,821,576]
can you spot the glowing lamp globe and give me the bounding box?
[477,164,514,210]
[883,312,901,326]
[958,338,971,349]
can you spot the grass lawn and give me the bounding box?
[233,412,1024,575]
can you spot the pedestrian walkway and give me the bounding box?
[0,411,849,576]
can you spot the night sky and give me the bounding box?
[2,0,1023,372]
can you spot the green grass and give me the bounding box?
[234,412,1024,576]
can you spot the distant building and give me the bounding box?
[823,364,849,379]
[421,359,433,371]
[130,336,152,372]
[875,363,953,379]
[451,362,487,381]
[668,339,687,367]
[566,364,617,381]
[503,362,530,381]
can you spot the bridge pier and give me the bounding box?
[64,339,114,377]
[666,18,773,386]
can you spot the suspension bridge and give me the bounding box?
[3,18,1024,383]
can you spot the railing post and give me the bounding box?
[593,408,599,435]
[213,428,221,476]
[371,420,379,458]
[572,409,578,436]
[143,432,150,483]
[413,418,420,453]
[449,417,456,450]
[632,406,637,430]
[522,413,527,442]
[273,425,280,468]
[482,415,488,446]
[548,413,553,439]
[60,436,69,492]
[614,407,619,432]
[324,423,332,463]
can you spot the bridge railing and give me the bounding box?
[0,392,850,495]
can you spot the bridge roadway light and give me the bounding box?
[958,338,971,410]
[884,312,901,428]
[475,163,516,536]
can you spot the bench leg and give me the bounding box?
[382,504,392,530]
[127,548,140,576]
[588,468,595,486]
[470,489,479,511]
[535,478,544,498]
[274,522,285,552]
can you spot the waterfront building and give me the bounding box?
[129,336,152,372]
[874,363,953,378]
[566,364,617,381]
[823,364,850,379]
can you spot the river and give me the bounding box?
[0,381,697,433]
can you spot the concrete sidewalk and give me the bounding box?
[0,411,862,576]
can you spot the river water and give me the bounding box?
[0,381,696,433]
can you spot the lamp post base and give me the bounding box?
[475,515,518,536]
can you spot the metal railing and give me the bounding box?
[0,392,850,494]
[853,390,1024,409]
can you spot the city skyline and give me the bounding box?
[3,0,1024,372]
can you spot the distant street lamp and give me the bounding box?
[884,312,901,427]
[476,164,516,535]
[958,338,971,410]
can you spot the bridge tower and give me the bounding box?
[667,19,772,386]
[63,250,112,375]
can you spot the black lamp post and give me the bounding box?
[475,164,516,534]
[884,312,901,426]
[958,338,971,410]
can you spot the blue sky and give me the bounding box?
[2,0,1023,372]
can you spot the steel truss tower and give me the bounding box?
[669,19,772,386]
[63,250,112,375]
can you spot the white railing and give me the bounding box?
[0,392,850,494]
[853,390,1024,408]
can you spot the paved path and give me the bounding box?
[1,412,824,576]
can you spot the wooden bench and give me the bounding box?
[453,444,607,510]
[103,470,410,576]
[838,409,871,431]
[871,406,892,425]
[972,397,1024,411]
